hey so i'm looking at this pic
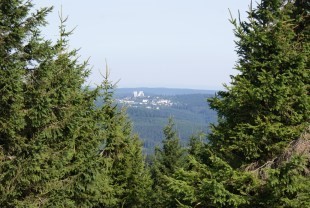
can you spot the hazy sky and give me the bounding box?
[33,0,251,90]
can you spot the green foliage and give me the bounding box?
[0,2,115,205]
[151,118,186,207]
[100,72,152,208]
[160,1,310,207]
[114,93,217,154]
[154,118,185,176]
[208,0,309,165]
[166,141,259,208]
[1,1,308,207]
[0,1,149,207]
[259,156,310,207]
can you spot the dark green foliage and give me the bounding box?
[151,118,186,207]
[187,133,207,161]
[166,129,310,208]
[166,156,255,207]
[161,1,309,207]
[0,1,149,207]
[208,0,309,165]
[100,72,152,208]
[0,2,114,206]
[124,94,217,154]
[1,0,308,207]
[166,135,258,208]
[258,156,310,207]
[153,118,185,176]
[161,118,186,175]
[244,127,310,207]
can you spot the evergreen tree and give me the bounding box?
[249,127,310,207]
[0,1,53,205]
[166,1,309,207]
[99,70,152,208]
[187,132,207,162]
[0,1,151,207]
[257,156,310,207]
[0,1,115,207]
[151,118,185,207]
[166,134,257,207]
[208,0,309,166]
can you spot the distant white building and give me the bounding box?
[158,99,170,105]
[138,91,144,97]
[133,91,144,98]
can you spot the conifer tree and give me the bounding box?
[0,1,115,207]
[99,70,152,208]
[151,118,185,207]
[187,133,207,162]
[166,135,257,207]
[0,1,52,205]
[257,155,310,207]
[166,1,309,207]
[208,0,309,165]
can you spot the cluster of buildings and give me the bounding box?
[117,91,173,110]
[133,91,144,98]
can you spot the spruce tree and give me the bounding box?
[208,0,309,166]
[0,1,115,207]
[99,70,152,208]
[166,1,309,207]
[166,135,257,207]
[0,1,52,205]
[151,118,185,207]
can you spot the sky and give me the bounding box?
[33,0,251,90]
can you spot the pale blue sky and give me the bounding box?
[33,0,251,90]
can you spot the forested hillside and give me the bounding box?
[95,90,218,153]
[0,0,309,207]
[121,93,217,153]
[115,87,217,96]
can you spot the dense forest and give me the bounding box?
[0,0,309,207]
[99,92,217,153]
[126,94,217,152]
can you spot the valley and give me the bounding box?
[114,88,218,153]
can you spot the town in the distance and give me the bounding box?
[116,91,175,109]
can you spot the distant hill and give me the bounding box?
[112,88,218,154]
[95,88,218,153]
[115,87,218,97]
